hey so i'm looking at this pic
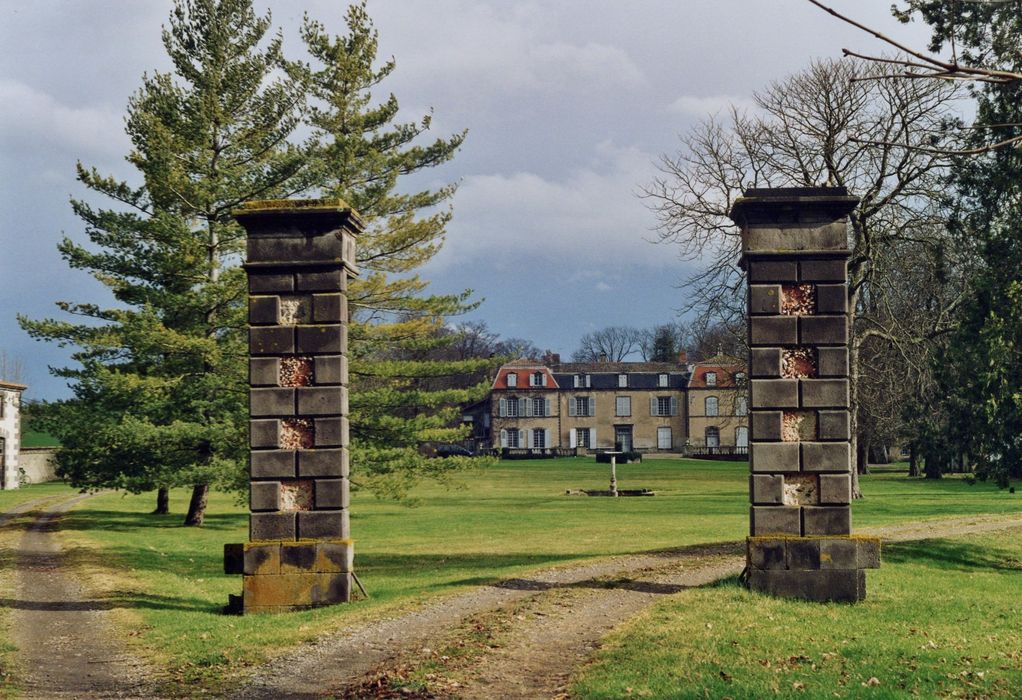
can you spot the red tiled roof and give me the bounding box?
[493,366,559,390]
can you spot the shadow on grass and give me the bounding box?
[884,539,1022,572]
[0,590,215,613]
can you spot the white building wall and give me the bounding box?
[0,388,23,490]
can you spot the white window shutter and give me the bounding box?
[569,429,577,448]
[650,396,657,416]
[545,428,551,447]
[524,398,533,416]
[499,398,506,417]
[591,428,597,448]
[569,398,576,417]
[671,396,678,416]
[519,429,526,446]
[545,397,551,415]
[500,429,508,447]
[573,375,579,388]
[589,398,595,417]
[541,373,547,386]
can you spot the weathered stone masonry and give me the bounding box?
[225,199,363,614]
[731,187,880,603]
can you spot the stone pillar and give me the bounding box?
[224,199,363,614]
[730,187,880,603]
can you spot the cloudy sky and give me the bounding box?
[0,1,935,400]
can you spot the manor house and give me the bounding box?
[468,354,748,455]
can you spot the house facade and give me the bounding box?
[0,380,27,490]
[485,355,746,455]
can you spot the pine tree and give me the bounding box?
[299,3,495,494]
[897,2,1022,485]
[20,0,311,523]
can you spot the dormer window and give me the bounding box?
[658,373,668,387]
[530,371,545,387]
[573,374,591,388]
[618,374,628,388]
[506,372,517,388]
[705,371,717,387]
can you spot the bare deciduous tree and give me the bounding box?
[645,57,963,496]
[0,351,25,383]
[572,326,642,363]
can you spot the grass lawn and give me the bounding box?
[571,527,1022,698]
[19,431,60,449]
[6,458,1021,693]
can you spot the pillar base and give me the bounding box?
[746,536,879,603]
[224,539,353,614]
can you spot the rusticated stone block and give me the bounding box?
[802,442,851,472]
[249,358,280,387]
[751,442,799,472]
[250,512,296,541]
[818,538,857,569]
[314,417,347,447]
[243,543,281,575]
[750,474,783,504]
[298,387,347,416]
[799,259,846,282]
[249,272,293,294]
[249,296,280,325]
[749,285,782,315]
[742,222,847,253]
[751,411,783,441]
[747,538,786,570]
[817,347,848,377]
[816,284,847,314]
[296,269,345,292]
[751,506,801,536]
[242,571,351,610]
[251,450,295,479]
[750,348,782,378]
[802,506,851,535]
[799,315,848,345]
[250,388,295,417]
[315,478,348,509]
[747,260,798,283]
[800,379,848,408]
[250,420,280,449]
[250,326,294,355]
[250,481,281,512]
[314,356,346,386]
[298,511,345,539]
[279,542,317,573]
[312,294,347,323]
[316,541,354,573]
[751,379,798,408]
[750,316,797,346]
[298,449,349,478]
[786,538,821,570]
[817,410,850,440]
[857,537,882,569]
[819,473,851,504]
[247,232,347,264]
[747,568,865,602]
[296,324,345,354]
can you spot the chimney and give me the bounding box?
[598,353,609,363]
[677,350,688,365]
[549,353,561,365]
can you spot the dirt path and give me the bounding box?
[6,494,153,699]
[242,513,1022,700]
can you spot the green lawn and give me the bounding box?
[4,458,1020,693]
[19,431,60,448]
[571,527,1022,698]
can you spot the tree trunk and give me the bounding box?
[153,487,170,515]
[856,437,870,475]
[908,443,919,477]
[923,448,943,479]
[183,483,209,526]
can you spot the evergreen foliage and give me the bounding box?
[897,2,1022,485]
[298,3,494,496]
